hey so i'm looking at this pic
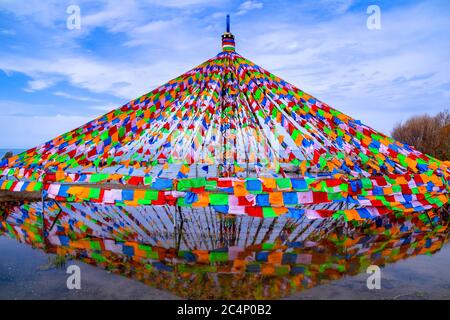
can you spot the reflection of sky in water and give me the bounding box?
[0,202,449,299]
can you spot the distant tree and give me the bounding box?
[1,151,13,161]
[392,110,450,161]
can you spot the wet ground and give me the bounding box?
[289,244,450,300]
[1,234,450,300]
[0,237,179,300]
[1,200,449,300]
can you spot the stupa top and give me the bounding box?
[221,14,235,52]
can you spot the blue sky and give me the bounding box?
[0,0,449,148]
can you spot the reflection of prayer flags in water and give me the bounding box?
[287,208,304,218]
[2,200,449,301]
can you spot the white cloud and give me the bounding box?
[0,29,16,35]
[0,0,63,27]
[0,100,101,117]
[0,114,93,148]
[237,0,263,16]
[237,2,450,134]
[24,79,55,92]
[81,0,141,33]
[124,18,184,47]
[0,54,190,99]
[133,19,180,34]
[211,11,227,19]
[89,104,119,112]
[318,0,356,14]
[52,91,103,103]
[0,100,107,147]
[147,0,225,8]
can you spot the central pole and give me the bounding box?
[226,14,230,33]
